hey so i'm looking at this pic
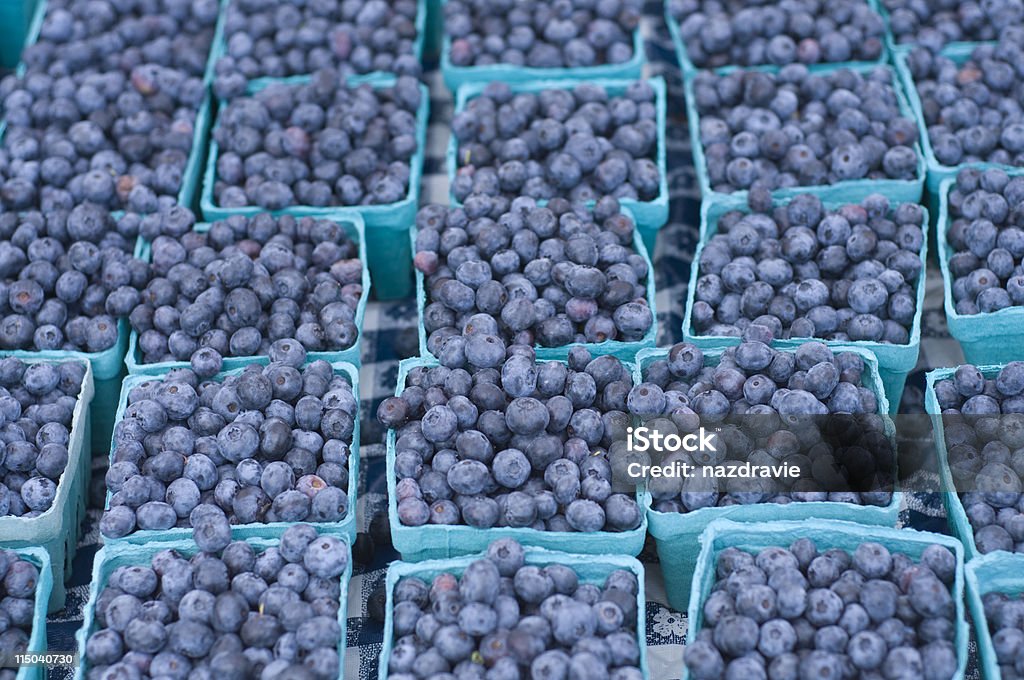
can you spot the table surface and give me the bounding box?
[40,5,980,679]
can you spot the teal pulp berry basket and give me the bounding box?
[4,0,42,77]
[105,361,361,544]
[686,63,926,210]
[0,0,217,457]
[891,46,1024,204]
[378,545,648,680]
[0,359,92,613]
[200,75,430,301]
[0,0,38,69]
[446,77,671,253]
[666,0,889,78]
[0,546,52,680]
[73,530,351,680]
[125,216,370,374]
[682,518,969,680]
[413,208,658,364]
[966,552,1024,680]
[178,90,215,215]
[423,0,442,58]
[387,355,649,562]
[923,364,1012,562]
[682,196,929,414]
[935,174,1024,365]
[438,0,645,92]
[0,323,120,464]
[872,0,991,60]
[7,0,219,215]
[210,0,427,96]
[635,344,900,612]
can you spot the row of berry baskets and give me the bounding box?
[666,0,1024,373]
[0,0,659,307]
[1,2,1023,679]
[374,345,1024,680]
[7,340,1024,678]
[9,515,1023,680]
[660,10,1024,673]
[55,518,1024,680]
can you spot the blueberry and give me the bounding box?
[303,536,348,579]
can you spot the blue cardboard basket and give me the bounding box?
[0,0,217,456]
[683,518,969,680]
[0,360,93,613]
[3,0,43,76]
[200,75,430,301]
[877,0,998,62]
[125,216,369,374]
[635,344,901,612]
[682,196,929,413]
[923,364,1012,562]
[423,0,442,58]
[446,77,670,252]
[73,530,351,680]
[892,46,1023,202]
[105,361,361,543]
[413,207,658,363]
[378,545,648,680]
[686,63,926,209]
[935,174,1024,365]
[666,0,889,78]
[387,356,648,562]
[6,0,219,214]
[965,552,1024,680]
[438,0,645,92]
[210,0,427,95]
[0,0,38,69]
[0,546,52,680]
[0,323,122,465]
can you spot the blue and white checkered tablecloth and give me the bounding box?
[42,5,977,679]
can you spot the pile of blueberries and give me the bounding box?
[945,167,1024,315]
[683,538,960,680]
[906,29,1024,169]
[982,588,1024,678]
[638,341,894,512]
[0,206,147,353]
[444,0,642,69]
[0,358,86,518]
[99,354,355,539]
[933,361,1024,554]
[414,197,653,355]
[83,524,348,679]
[377,345,643,533]
[213,0,421,100]
[0,550,41,676]
[691,192,925,344]
[669,0,886,69]
[692,66,921,192]
[386,538,643,680]
[212,70,422,210]
[0,0,219,213]
[129,212,363,370]
[883,0,1024,49]
[450,81,661,205]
